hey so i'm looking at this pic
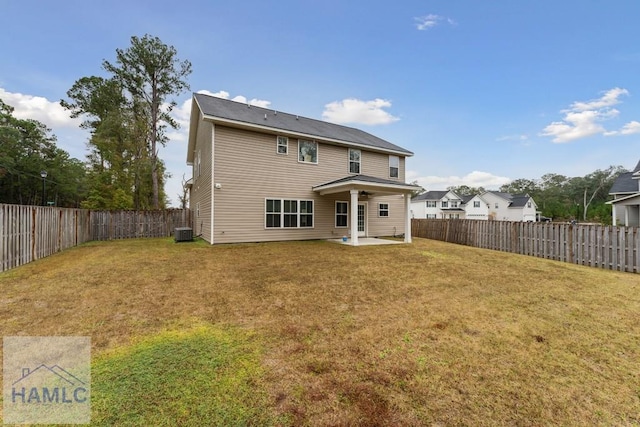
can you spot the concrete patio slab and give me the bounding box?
[328,237,404,246]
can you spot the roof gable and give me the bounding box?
[191,92,413,156]
[609,171,638,195]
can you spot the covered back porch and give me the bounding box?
[313,175,420,246]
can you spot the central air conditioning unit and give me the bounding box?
[174,227,193,242]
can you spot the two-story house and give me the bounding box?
[185,92,419,245]
[410,191,465,219]
[481,191,537,221]
[410,191,490,219]
[607,160,640,226]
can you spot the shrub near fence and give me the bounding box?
[412,218,640,273]
[0,204,192,273]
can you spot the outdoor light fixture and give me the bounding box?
[40,170,47,206]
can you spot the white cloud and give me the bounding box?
[0,87,80,129]
[414,14,456,31]
[569,87,628,111]
[540,87,637,143]
[322,98,399,125]
[406,170,510,191]
[496,134,529,142]
[605,120,640,137]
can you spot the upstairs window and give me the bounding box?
[450,201,459,208]
[389,155,399,178]
[527,201,532,208]
[277,136,288,155]
[441,200,448,208]
[426,201,437,208]
[349,149,361,174]
[495,203,499,209]
[298,140,318,164]
[473,201,480,208]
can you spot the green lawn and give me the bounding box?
[1,237,639,425]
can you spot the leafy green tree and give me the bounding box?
[103,34,192,209]
[499,178,538,196]
[0,99,87,206]
[447,185,485,196]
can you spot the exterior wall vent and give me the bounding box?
[174,227,193,242]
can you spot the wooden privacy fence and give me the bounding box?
[0,204,192,272]
[90,209,193,240]
[412,219,640,273]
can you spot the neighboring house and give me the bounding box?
[410,191,466,219]
[607,161,640,226]
[186,92,420,245]
[411,190,537,221]
[461,194,490,220]
[481,191,538,221]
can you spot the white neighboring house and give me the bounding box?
[410,191,464,219]
[481,191,538,221]
[411,191,489,219]
[606,160,640,226]
[461,194,490,220]
[411,190,538,221]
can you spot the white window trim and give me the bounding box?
[441,200,448,208]
[473,201,480,208]
[426,200,437,208]
[277,136,288,155]
[378,203,389,217]
[265,198,314,229]
[389,155,399,178]
[298,140,318,164]
[348,148,361,174]
[335,201,349,228]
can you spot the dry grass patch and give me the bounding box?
[1,237,640,425]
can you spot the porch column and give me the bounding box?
[612,204,617,226]
[404,194,412,243]
[350,189,359,246]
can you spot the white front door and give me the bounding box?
[357,203,367,237]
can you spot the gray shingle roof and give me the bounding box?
[508,195,531,208]
[411,190,449,201]
[193,92,412,155]
[609,172,637,194]
[313,175,420,189]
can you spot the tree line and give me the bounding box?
[444,166,626,224]
[0,34,191,209]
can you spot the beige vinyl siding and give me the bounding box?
[367,195,406,237]
[189,121,213,242]
[211,125,407,243]
[362,151,405,181]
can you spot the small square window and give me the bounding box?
[277,136,288,155]
[473,201,480,208]
[379,203,389,217]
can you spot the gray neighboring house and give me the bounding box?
[607,161,640,226]
[186,92,420,245]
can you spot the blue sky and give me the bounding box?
[2,1,640,205]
